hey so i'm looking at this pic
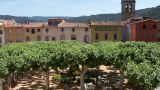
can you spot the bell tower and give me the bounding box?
[121,0,136,21]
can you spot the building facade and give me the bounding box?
[126,19,159,42]
[90,22,124,42]
[42,19,91,43]
[1,18,160,44]
[23,23,45,42]
[121,0,136,21]
[157,21,160,41]
[4,26,24,43]
[0,22,5,45]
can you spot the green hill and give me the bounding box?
[68,5,160,22]
[0,5,159,23]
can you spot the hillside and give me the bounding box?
[68,5,160,22]
[0,5,160,23]
[0,15,36,23]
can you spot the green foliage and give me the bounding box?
[0,41,160,89]
[52,74,62,81]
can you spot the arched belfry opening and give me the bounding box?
[121,0,136,21]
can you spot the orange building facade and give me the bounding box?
[158,21,160,41]
[126,19,159,42]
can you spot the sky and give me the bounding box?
[0,0,160,17]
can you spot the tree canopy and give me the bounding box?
[0,41,160,89]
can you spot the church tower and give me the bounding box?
[121,0,136,21]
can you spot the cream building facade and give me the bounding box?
[42,19,91,43]
[0,22,5,45]
[1,19,91,44]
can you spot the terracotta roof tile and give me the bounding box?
[130,19,159,24]
[23,22,48,28]
[58,21,89,27]
[90,21,124,26]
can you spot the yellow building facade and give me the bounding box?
[90,22,124,42]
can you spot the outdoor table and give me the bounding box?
[87,85,96,90]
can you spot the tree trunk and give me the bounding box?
[119,69,124,90]
[46,69,49,90]
[0,79,3,90]
[8,74,13,90]
[80,66,88,90]
[95,66,100,86]
[55,68,59,74]
[14,71,18,84]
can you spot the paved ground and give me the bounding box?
[155,87,160,90]
[13,71,79,90]
[11,65,134,90]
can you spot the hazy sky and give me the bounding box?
[0,0,160,16]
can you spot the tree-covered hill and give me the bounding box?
[0,5,160,23]
[68,5,160,22]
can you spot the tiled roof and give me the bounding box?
[90,21,124,26]
[126,17,156,23]
[0,20,17,27]
[130,19,159,24]
[58,21,89,27]
[23,22,48,28]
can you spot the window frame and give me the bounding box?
[95,33,99,40]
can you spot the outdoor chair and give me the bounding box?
[104,80,110,87]
[84,83,96,90]
[103,86,112,90]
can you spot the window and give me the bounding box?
[153,24,157,29]
[26,36,30,41]
[48,21,52,25]
[95,33,99,40]
[129,4,132,12]
[84,35,89,43]
[31,28,35,34]
[37,36,41,41]
[45,36,50,41]
[37,29,41,32]
[61,28,64,32]
[152,34,155,39]
[72,28,75,32]
[143,33,146,38]
[125,4,128,11]
[105,33,108,40]
[71,34,76,40]
[60,35,65,40]
[26,29,29,32]
[114,33,117,40]
[51,37,56,41]
[158,33,160,41]
[85,28,88,32]
[45,28,49,33]
[143,24,146,29]
[0,30,3,35]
